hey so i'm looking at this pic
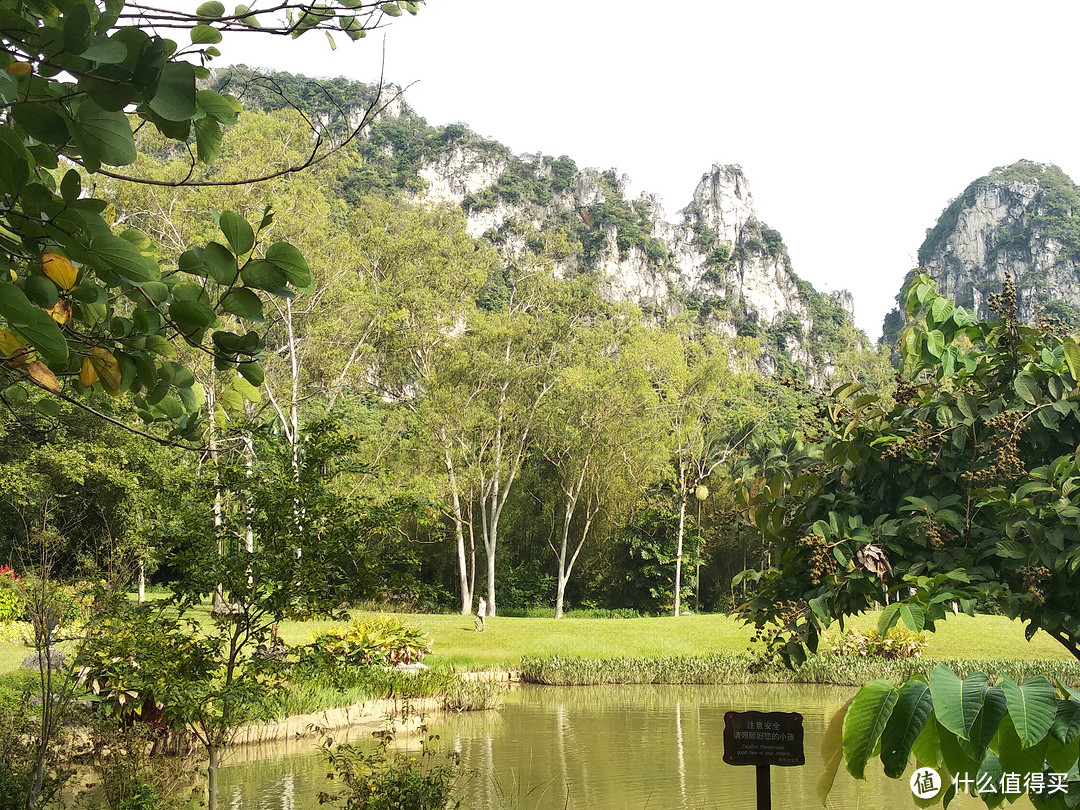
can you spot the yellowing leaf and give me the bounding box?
[26,360,60,393]
[89,348,121,395]
[79,356,98,387]
[40,252,79,291]
[45,299,72,325]
[0,330,29,367]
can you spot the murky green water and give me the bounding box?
[216,684,1036,809]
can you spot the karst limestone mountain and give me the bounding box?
[215,68,861,381]
[883,160,1080,342]
[408,145,857,383]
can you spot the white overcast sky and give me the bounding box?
[217,0,1080,338]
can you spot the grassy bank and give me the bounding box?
[389,610,1076,669]
[519,653,1080,687]
[1,610,1074,702]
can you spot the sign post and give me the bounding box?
[723,710,805,810]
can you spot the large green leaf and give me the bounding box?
[196,89,241,125]
[218,210,254,255]
[1001,674,1056,748]
[1014,372,1040,406]
[12,102,70,147]
[240,260,287,293]
[957,685,1006,761]
[925,329,945,359]
[1063,338,1080,384]
[91,234,157,282]
[930,665,986,740]
[0,282,69,366]
[266,241,314,293]
[911,714,942,768]
[190,24,223,44]
[900,604,927,633]
[996,714,1050,784]
[81,35,128,63]
[818,699,851,805]
[0,126,30,194]
[194,117,222,164]
[219,288,264,322]
[147,60,196,122]
[74,99,136,167]
[1052,699,1080,745]
[880,679,933,777]
[843,679,898,780]
[974,750,1005,808]
[169,299,216,338]
[203,242,238,284]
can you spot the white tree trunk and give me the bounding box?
[444,445,473,615]
[674,477,687,617]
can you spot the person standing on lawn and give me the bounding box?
[475,597,487,632]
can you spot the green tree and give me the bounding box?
[739,272,1080,665]
[648,327,758,616]
[740,274,1080,806]
[537,310,664,618]
[0,0,418,444]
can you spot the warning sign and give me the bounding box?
[723,710,805,767]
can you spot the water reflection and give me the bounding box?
[217,684,1038,809]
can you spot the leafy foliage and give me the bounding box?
[824,664,1080,808]
[739,272,1080,666]
[307,614,432,670]
[0,1,416,444]
[318,719,463,810]
[830,626,926,659]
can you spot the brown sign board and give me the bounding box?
[723,710,805,767]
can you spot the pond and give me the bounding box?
[216,684,1037,809]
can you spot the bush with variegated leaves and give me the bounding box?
[307,615,432,671]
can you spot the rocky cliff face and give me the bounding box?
[411,150,854,383]
[213,66,861,382]
[884,161,1080,341]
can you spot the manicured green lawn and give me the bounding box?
[377,610,1077,669]
[0,644,27,673]
[0,609,1073,675]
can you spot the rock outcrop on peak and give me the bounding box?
[884,160,1080,342]
[211,66,862,383]
[412,153,858,384]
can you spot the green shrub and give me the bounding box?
[307,615,432,671]
[0,588,23,623]
[440,678,506,712]
[829,626,925,659]
[318,724,463,810]
[0,621,33,645]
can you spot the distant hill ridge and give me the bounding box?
[883,160,1080,342]
[214,67,864,382]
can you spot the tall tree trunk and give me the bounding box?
[552,461,589,619]
[264,298,304,556]
[205,368,226,612]
[207,743,220,810]
[444,444,472,615]
[674,465,687,617]
[467,500,477,607]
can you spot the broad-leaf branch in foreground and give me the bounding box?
[820,665,1079,808]
[736,271,1080,667]
[0,0,420,446]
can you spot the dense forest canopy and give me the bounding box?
[0,50,894,617]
